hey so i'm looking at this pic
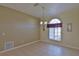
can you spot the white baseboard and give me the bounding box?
[0,40,40,53]
[61,44,79,50]
[41,40,79,50]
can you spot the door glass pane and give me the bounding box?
[49,28,54,39]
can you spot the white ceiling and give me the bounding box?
[0,3,79,18]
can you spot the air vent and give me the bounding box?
[4,41,14,50]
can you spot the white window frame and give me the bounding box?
[48,18,62,41]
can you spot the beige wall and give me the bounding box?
[0,6,40,50]
[40,8,79,49]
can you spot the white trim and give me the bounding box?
[0,40,40,53]
[61,44,79,50]
[41,40,79,50]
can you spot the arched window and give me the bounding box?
[47,18,62,41]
